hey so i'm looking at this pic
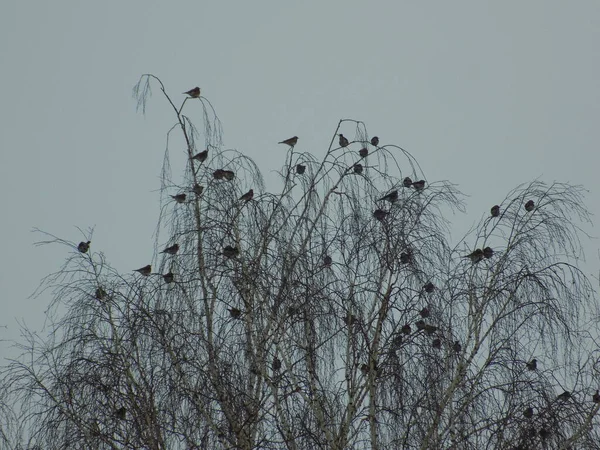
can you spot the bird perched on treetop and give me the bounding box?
[557,391,572,401]
[378,190,398,203]
[296,164,306,174]
[370,136,379,146]
[223,170,235,181]
[483,247,494,259]
[134,265,152,276]
[593,390,600,404]
[412,180,426,191]
[401,324,412,335]
[163,272,174,284]
[240,189,254,202]
[213,169,225,180]
[373,209,389,221]
[193,184,204,196]
[464,249,484,264]
[525,200,535,212]
[192,149,208,163]
[78,241,91,253]
[171,193,186,203]
[524,407,534,418]
[491,205,500,217]
[279,136,298,148]
[400,252,411,264]
[403,177,413,188]
[183,87,201,98]
[526,359,537,371]
[419,307,430,318]
[359,147,369,157]
[338,134,349,147]
[273,357,282,371]
[353,163,363,174]
[323,255,333,267]
[115,406,127,420]
[223,246,239,258]
[95,287,106,300]
[161,243,179,255]
[228,307,241,319]
[424,282,435,293]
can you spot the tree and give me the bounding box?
[1,74,599,449]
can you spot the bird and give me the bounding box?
[279,136,298,148]
[192,149,208,162]
[525,200,535,212]
[483,247,494,259]
[343,314,359,326]
[115,406,127,420]
[323,255,333,267]
[419,307,430,318]
[403,177,413,188]
[161,243,179,255]
[273,357,282,371]
[593,390,600,403]
[359,147,369,157]
[353,163,363,174]
[378,190,398,203]
[526,359,537,371]
[95,287,106,300]
[539,428,550,439]
[424,324,437,335]
[223,170,235,181]
[223,246,239,258]
[213,169,225,179]
[401,324,412,335]
[296,164,306,174]
[399,252,411,264]
[78,241,91,253]
[183,87,201,98]
[193,184,204,196]
[424,282,435,293]
[134,265,151,276]
[453,341,462,354]
[491,205,500,217]
[171,193,186,203]
[415,320,426,331]
[338,134,349,147]
[370,136,379,146]
[240,189,254,202]
[432,338,442,349]
[373,209,389,221]
[412,180,426,191]
[228,307,241,319]
[524,407,534,418]
[163,272,174,284]
[557,391,571,401]
[464,249,484,264]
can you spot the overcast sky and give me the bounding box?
[1,1,599,359]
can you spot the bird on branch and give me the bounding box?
[338,134,349,147]
[161,243,179,255]
[134,265,151,276]
[183,87,201,98]
[78,241,91,253]
[279,136,298,148]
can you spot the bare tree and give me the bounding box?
[2,74,599,450]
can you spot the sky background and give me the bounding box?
[1,1,599,359]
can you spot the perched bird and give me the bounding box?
[171,193,186,203]
[403,177,413,188]
[453,340,462,354]
[353,163,363,174]
[273,357,282,371]
[412,180,426,191]
[163,272,174,284]
[78,241,91,253]
[359,147,369,157]
[483,247,494,259]
[228,307,241,319]
[525,200,535,212]
[424,282,435,293]
[338,134,350,147]
[526,359,537,371]
[539,428,550,439]
[399,252,411,264]
[193,184,204,196]
[223,170,235,181]
[161,243,179,255]
[370,136,379,147]
[490,205,500,217]
[524,407,534,418]
[401,324,412,335]
[378,190,398,203]
[134,265,152,276]
[392,334,403,348]
[223,246,239,258]
[373,209,389,221]
[95,287,106,300]
[419,307,430,318]
[192,149,208,162]
[415,320,426,331]
[296,164,306,174]
[323,255,333,267]
[557,391,571,401]
[183,87,201,98]
[432,338,442,349]
[593,390,600,404]
[464,249,484,264]
[115,406,127,420]
[343,314,359,326]
[424,324,437,335]
[279,136,298,148]
[213,169,225,180]
[240,189,254,202]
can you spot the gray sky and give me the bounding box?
[1,1,599,359]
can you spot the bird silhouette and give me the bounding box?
[343,314,359,326]
[401,324,412,335]
[183,87,201,98]
[228,307,241,319]
[223,246,239,258]
[192,149,208,162]
[115,406,127,420]
[353,163,363,174]
[593,390,600,403]
[223,170,235,181]
[453,341,462,353]
[491,205,500,217]
[432,338,442,349]
[163,272,174,284]
[95,287,106,300]
[338,134,349,147]
[424,282,435,293]
[279,136,298,147]
[526,359,537,371]
[323,255,333,267]
[415,320,426,331]
[378,190,398,203]
[370,136,379,146]
[556,391,571,401]
[213,169,225,179]
[171,193,186,203]
[483,247,494,259]
[524,407,534,418]
[424,324,437,335]
[403,177,413,188]
[359,147,369,157]
[78,241,91,253]
[400,252,411,264]
[373,209,389,221]
[240,189,254,201]
[273,357,282,371]
[525,200,535,212]
[134,265,151,276]
[419,307,430,318]
[193,184,204,196]
[464,249,484,264]
[412,180,426,191]
[296,164,306,174]
[161,243,179,255]
[539,428,550,439]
